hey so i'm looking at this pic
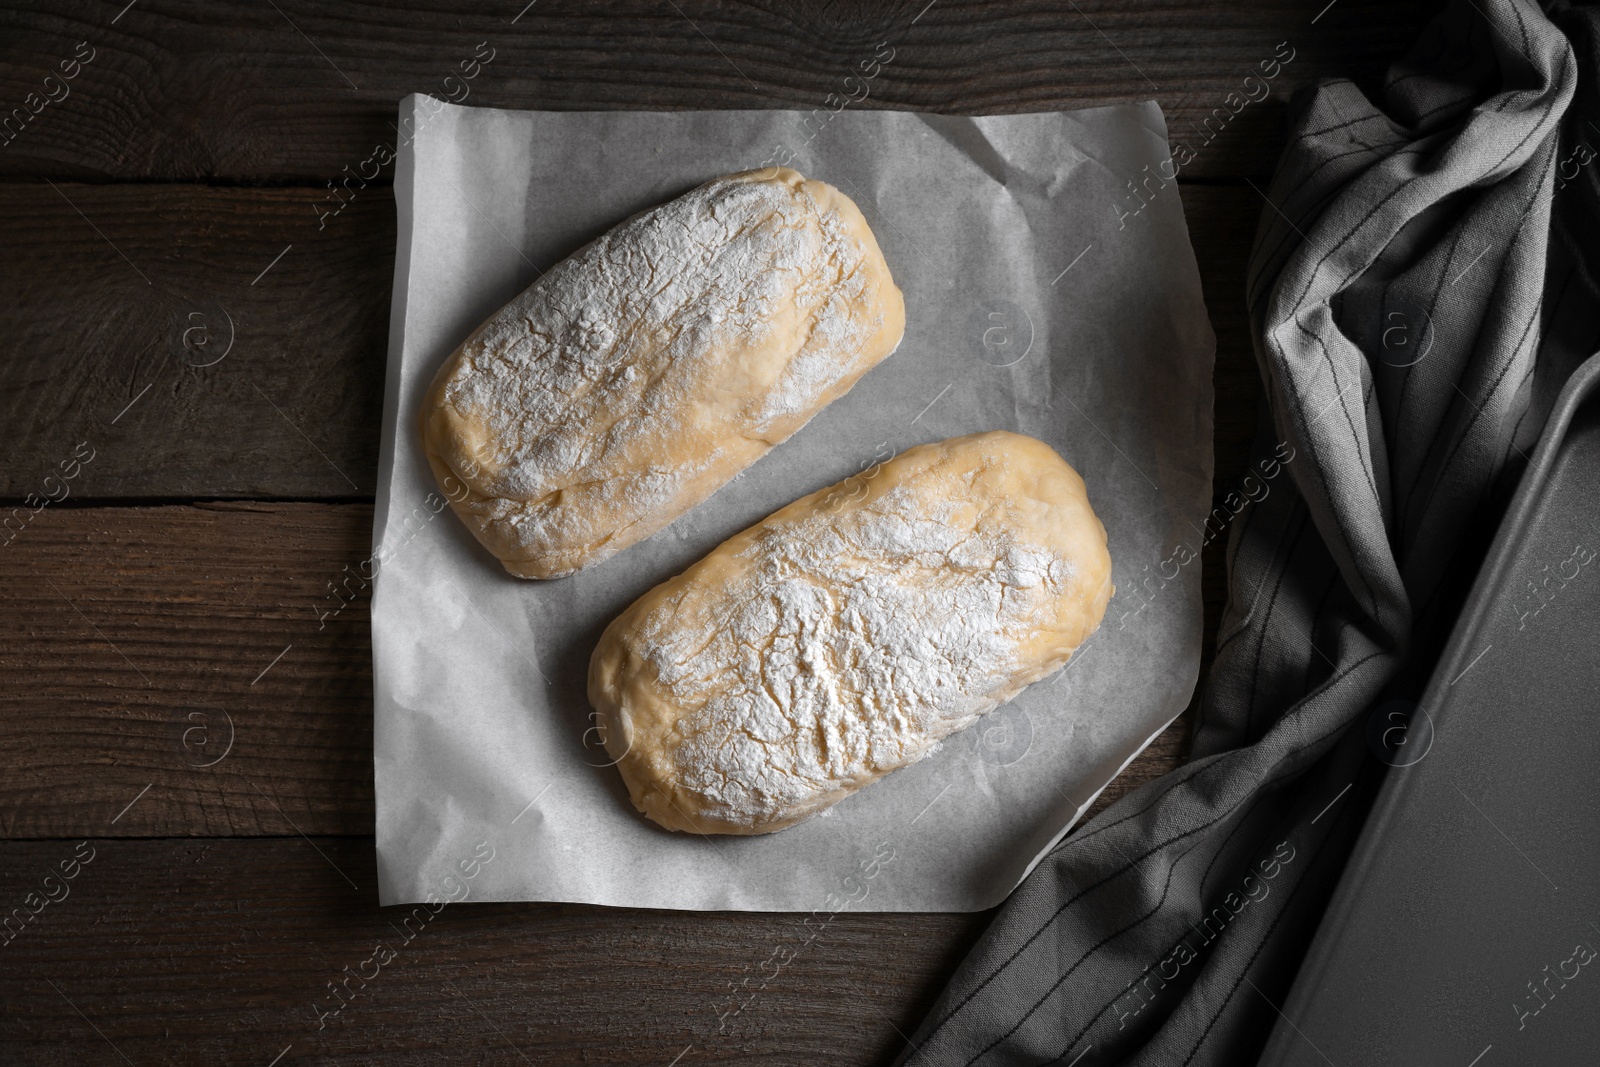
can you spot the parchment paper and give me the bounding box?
[372,95,1214,911]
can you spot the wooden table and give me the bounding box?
[0,2,1426,1062]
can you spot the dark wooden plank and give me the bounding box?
[0,836,990,1064]
[0,502,1193,839]
[0,182,1259,499]
[0,0,1429,182]
[0,503,375,838]
[0,184,394,500]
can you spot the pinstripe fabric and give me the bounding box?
[898,2,1593,1063]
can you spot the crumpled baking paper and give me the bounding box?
[372,95,1213,911]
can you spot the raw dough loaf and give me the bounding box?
[588,431,1114,835]
[421,166,906,579]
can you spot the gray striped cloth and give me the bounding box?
[899,0,1599,1063]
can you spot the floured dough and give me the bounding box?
[420,166,905,579]
[588,431,1114,835]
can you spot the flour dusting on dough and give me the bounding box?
[423,168,905,578]
[591,432,1114,834]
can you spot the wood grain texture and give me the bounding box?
[0,182,1259,500]
[0,503,375,838]
[0,183,394,501]
[0,502,1193,839]
[0,0,1427,182]
[0,836,990,1064]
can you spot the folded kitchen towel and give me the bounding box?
[899,0,1600,1063]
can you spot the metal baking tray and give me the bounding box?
[1259,351,1600,1067]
